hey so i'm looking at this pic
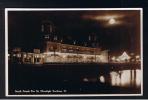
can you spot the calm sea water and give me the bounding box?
[100,69,141,87]
[9,63,141,94]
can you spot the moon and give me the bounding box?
[109,18,116,25]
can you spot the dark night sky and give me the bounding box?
[8,10,140,54]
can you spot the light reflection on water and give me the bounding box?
[110,69,141,87]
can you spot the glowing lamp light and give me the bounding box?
[42,55,45,58]
[83,78,89,82]
[23,54,26,58]
[111,56,116,61]
[17,54,21,57]
[136,55,140,59]
[118,52,131,61]
[100,76,105,83]
[116,58,120,62]
[36,55,39,58]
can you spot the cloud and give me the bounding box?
[82,14,125,20]
[82,14,129,27]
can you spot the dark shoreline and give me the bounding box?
[8,63,141,95]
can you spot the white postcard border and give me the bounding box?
[5,8,143,97]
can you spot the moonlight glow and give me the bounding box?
[108,18,116,25]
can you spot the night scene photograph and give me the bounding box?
[5,8,142,96]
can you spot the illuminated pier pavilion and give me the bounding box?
[9,20,141,65]
[43,41,108,63]
[9,20,140,65]
[9,21,108,64]
[9,42,108,64]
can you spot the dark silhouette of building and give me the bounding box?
[88,33,99,48]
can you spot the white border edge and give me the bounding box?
[5,8,143,97]
[5,8,9,97]
[140,8,143,96]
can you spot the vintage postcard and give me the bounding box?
[5,8,143,97]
